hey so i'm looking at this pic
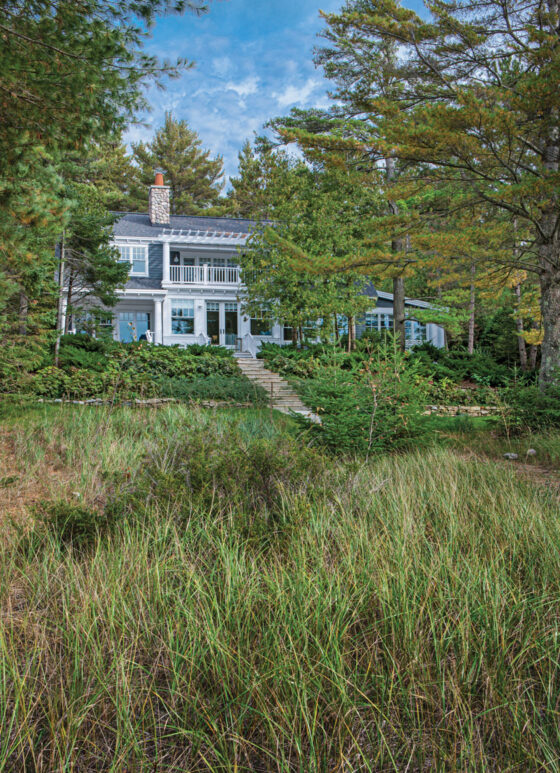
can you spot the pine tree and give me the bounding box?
[130,113,225,214]
[226,140,287,219]
[239,159,382,345]
[313,0,560,387]
[60,185,130,336]
[0,0,210,342]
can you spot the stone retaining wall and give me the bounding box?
[423,405,499,416]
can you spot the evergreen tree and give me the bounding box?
[0,0,210,341]
[226,140,285,219]
[82,139,141,212]
[239,158,382,346]
[60,185,130,336]
[131,113,225,214]
[313,0,560,387]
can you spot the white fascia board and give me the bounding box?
[117,289,166,298]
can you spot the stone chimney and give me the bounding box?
[148,170,170,225]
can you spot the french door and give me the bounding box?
[206,302,238,346]
[118,311,150,342]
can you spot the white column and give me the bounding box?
[194,299,206,340]
[203,263,209,285]
[162,296,172,341]
[239,314,251,338]
[153,299,163,344]
[162,241,170,284]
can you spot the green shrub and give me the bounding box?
[29,366,70,397]
[27,499,121,550]
[58,343,107,372]
[157,374,269,406]
[413,343,517,386]
[297,355,428,455]
[500,384,560,432]
[127,415,327,530]
[0,338,49,393]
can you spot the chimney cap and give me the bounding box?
[154,170,164,186]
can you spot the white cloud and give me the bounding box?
[225,76,259,98]
[272,77,323,108]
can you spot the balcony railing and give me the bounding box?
[169,264,241,285]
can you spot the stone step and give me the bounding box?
[236,359,319,422]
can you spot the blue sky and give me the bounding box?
[126,0,421,187]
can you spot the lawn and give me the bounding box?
[1,403,560,771]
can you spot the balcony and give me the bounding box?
[169,264,241,285]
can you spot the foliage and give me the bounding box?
[0,0,208,352]
[310,0,559,385]
[26,499,121,551]
[289,345,429,455]
[238,147,380,344]
[61,184,129,330]
[130,112,225,214]
[412,343,517,387]
[501,385,560,433]
[157,375,269,406]
[7,336,265,405]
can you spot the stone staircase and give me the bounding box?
[235,353,320,422]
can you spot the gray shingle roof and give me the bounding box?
[112,212,256,238]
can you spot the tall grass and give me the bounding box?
[1,406,560,770]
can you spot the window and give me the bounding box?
[405,319,427,345]
[171,251,195,267]
[117,245,148,275]
[283,326,294,342]
[251,316,273,337]
[171,303,194,334]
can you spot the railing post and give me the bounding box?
[203,263,208,285]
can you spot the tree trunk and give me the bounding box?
[64,267,75,335]
[539,269,560,387]
[538,107,560,387]
[347,315,355,352]
[55,234,66,367]
[514,283,528,371]
[529,338,539,370]
[468,262,476,355]
[386,156,406,352]
[393,276,406,351]
[18,292,28,336]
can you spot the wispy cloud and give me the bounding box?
[272,77,323,108]
[125,0,344,184]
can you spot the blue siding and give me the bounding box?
[126,242,162,290]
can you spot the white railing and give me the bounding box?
[169,264,240,285]
[241,333,258,358]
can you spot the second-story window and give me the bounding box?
[117,245,148,276]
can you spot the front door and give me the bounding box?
[206,302,220,345]
[206,301,238,346]
[119,311,151,342]
[224,302,238,347]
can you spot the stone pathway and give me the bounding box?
[235,354,321,423]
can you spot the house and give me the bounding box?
[63,173,445,354]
